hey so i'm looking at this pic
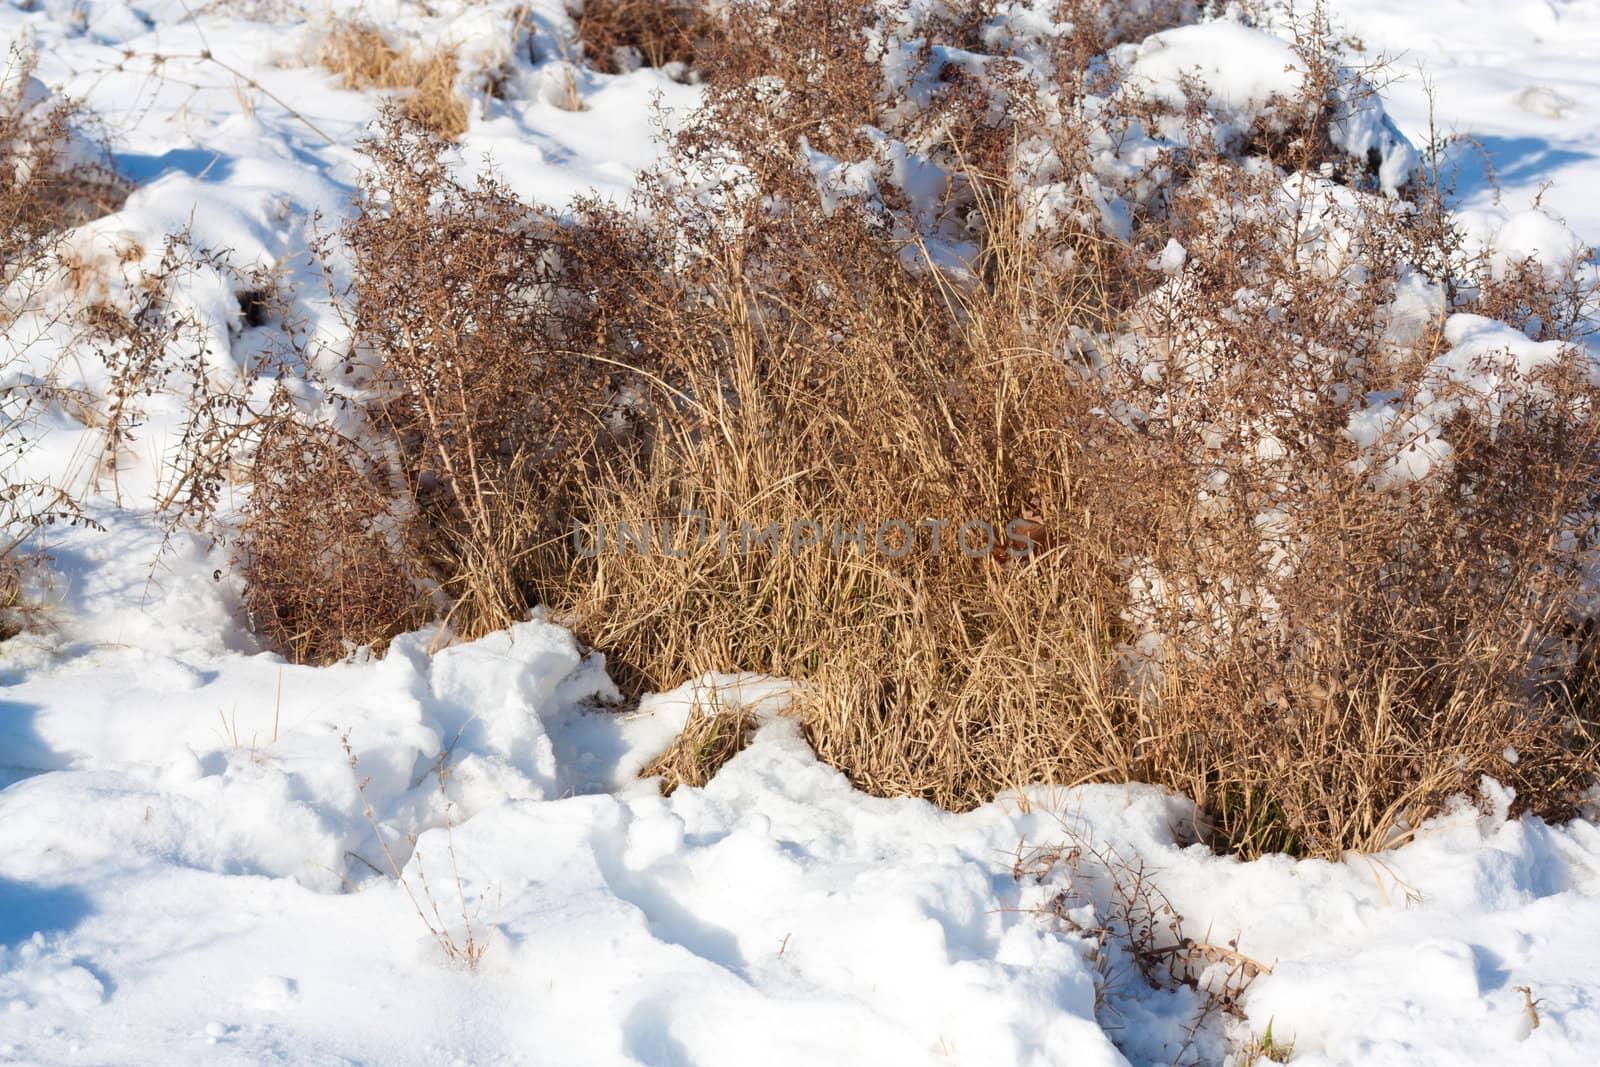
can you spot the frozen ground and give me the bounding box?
[2,1,1600,1065]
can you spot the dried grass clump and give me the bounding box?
[641,709,759,794]
[550,0,1600,854]
[318,21,468,139]
[556,2,1133,806]
[0,554,20,641]
[1096,167,1600,854]
[336,111,599,637]
[570,0,719,76]
[1,47,124,297]
[241,3,1598,854]
[241,108,604,653]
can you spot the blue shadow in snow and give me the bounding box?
[0,698,65,790]
[113,146,232,184]
[1451,135,1595,202]
[0,877,93,949]
[0,695,90,948]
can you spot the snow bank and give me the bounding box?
[6,571,1600,1064]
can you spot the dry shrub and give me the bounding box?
[321,109,603,641]
[318,21,468,139]
[570,0,720,76]
[1,47,124,297]
[641,708,759,794]
[1097,162,1600,854]
[206,108,601,663]
[1073,10,1600,854]
[253,3,1598,854]
[1017,830,1281,1062]
[549,0,1600,855]
[81,236,424,665]
[239,402,422,664]
[555,1,1134,806]
[2,46,124,632]
[0,554,20,641]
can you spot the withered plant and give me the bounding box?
[2,45,126,628]
[239,399,423,665]
[570,0,721,76]
[219,3,1600,858]
[318,20,468,139]
[641,707,760,794]
[335,108,605,640]
[549,0,1600,856]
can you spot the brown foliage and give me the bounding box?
[332,109,606,640]
[229,3,1599,856]
[550,0,1600,856]
[2,46,125,631]
[0,47,124,295]
[571,0,720,76]
[239,405,423,665]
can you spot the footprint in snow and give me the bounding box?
[1514,86,1579,118]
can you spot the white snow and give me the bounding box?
[1126,20,1305,122]
[3,2,1600,1065]
[1329,0,1600,256]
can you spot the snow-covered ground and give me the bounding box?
[1337,0,1600,249]
[3,1,1600,1064]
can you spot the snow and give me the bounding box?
[7,570,1600,1064]
[1329,0,1600,254]
[9,545,1600,1065]
[1123,16,1419,196]
[1126,20,1305,121]
[3,1,1600,1065]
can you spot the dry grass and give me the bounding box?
[226,2,1600,857]
[318,21,468,139]
[321,109,601,649]
[238,401,423,665]
[1015,828,1273,1061]
[345,737,497,969]
[641,708,759,794]
[0,554,20,641]
[1,47,124,297]
[545,0,1600,856]
[558,173,1125,807]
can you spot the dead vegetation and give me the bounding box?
[641,708,760,794]
[345,736,498,969]
[190,109,604,664]
[0,47,124,295]
[536,0,1600,854]
[1015,830,1273,1063]
[0,555,20,641]
[2,45,126,634]
[238,406,423,665]
[569,0,721,76]
[331,111,604,641]
[318,20,468,138]
[188,1,1600,858]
